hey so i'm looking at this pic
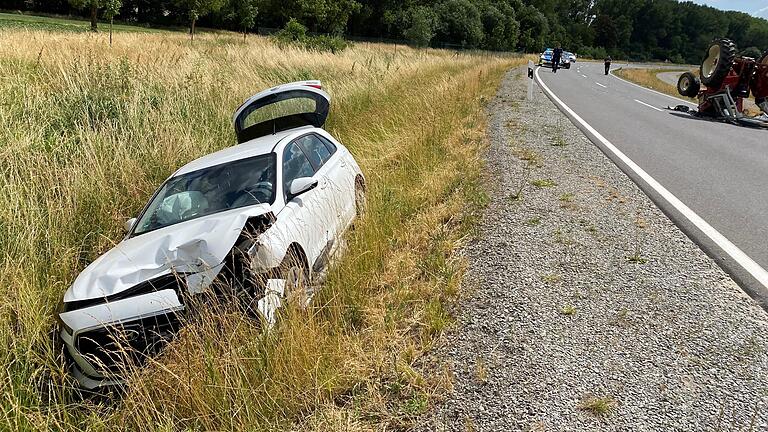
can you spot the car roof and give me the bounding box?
[172,126,313,177]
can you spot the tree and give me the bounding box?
[224,0,258,40]
[433,0,484,48]
[103,0,122,45]
[264,0,361,35]
[68,0,101,31]
[173,0,226,41]
[403,6,437,47]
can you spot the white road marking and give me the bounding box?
[581,74,587,78]
[610,68,697,107]
[534,66,768,292]
[595,82,607,88]
[634,99,664,112]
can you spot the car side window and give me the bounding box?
[282,142,316,199]
[296,134,332,170]
[318,135,337,156]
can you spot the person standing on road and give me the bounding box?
[552,45,564,73]
[604,56,612,75]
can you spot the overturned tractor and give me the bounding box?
[675,38,768,127]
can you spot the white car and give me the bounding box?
[57,81,365,389]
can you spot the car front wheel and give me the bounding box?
[279,251,311,307]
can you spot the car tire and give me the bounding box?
[279,249,311,307]
[700,38,736,89]
[677,72,701,97]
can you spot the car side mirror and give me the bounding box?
[288,177,318,200]
[124,217,137,233]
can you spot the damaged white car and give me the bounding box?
[57,81,365,389]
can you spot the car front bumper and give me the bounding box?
[59,289,184,389]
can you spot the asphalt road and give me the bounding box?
[656,70,687,86]
[536,61,768,306]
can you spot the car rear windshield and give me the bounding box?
[133,154,276,235]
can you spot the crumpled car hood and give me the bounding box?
[64,204,272,303]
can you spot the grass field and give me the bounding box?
[0,27,520,430]
[0,12,169,33]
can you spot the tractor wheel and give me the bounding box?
[677,72,701,97]
[699,38,737,88]
[760,50,768,65]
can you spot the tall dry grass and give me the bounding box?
[0,28,519,430]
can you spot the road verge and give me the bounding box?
[417,66,768,430]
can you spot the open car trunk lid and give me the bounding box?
[233,80,330,144]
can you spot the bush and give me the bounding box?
[274,18,349,53]
[742,46,763,59]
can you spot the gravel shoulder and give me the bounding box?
[418,68,768,430]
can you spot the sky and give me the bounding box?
[682,0,768,19]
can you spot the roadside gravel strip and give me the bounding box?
[418,69,768,430]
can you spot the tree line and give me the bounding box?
[4,0,768,61]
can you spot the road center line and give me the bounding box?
[534,66,768,300]
[634,99,664,112]
[595,82,607,88]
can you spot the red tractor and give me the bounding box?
[675,39,768,127]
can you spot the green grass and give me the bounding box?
[579,395,617,416]
[0,12,171,33]
[531,179,557,188]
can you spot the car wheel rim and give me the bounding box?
[702,45,720,78]
[680,76,690,91]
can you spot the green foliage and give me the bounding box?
[173,0,225,22]
[274,18,349,53]
[434,0,484,48]
[402,6,436,47]
[224,0,258,33]
[264,0,362,35]
[67,0,99,9]
[103,0,122,20]
[16,0,768,59]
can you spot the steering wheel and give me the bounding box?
[232,182,273,207]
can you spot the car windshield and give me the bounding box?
[133,154,276,235]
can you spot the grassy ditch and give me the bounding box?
[0,30,519,430]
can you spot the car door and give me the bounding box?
[279,141,326,269]
[294,134,347,255]
[313,134,356,228]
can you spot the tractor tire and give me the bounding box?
[677,72,701,97]
[760,50,768,65]
[699,38,737,88]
